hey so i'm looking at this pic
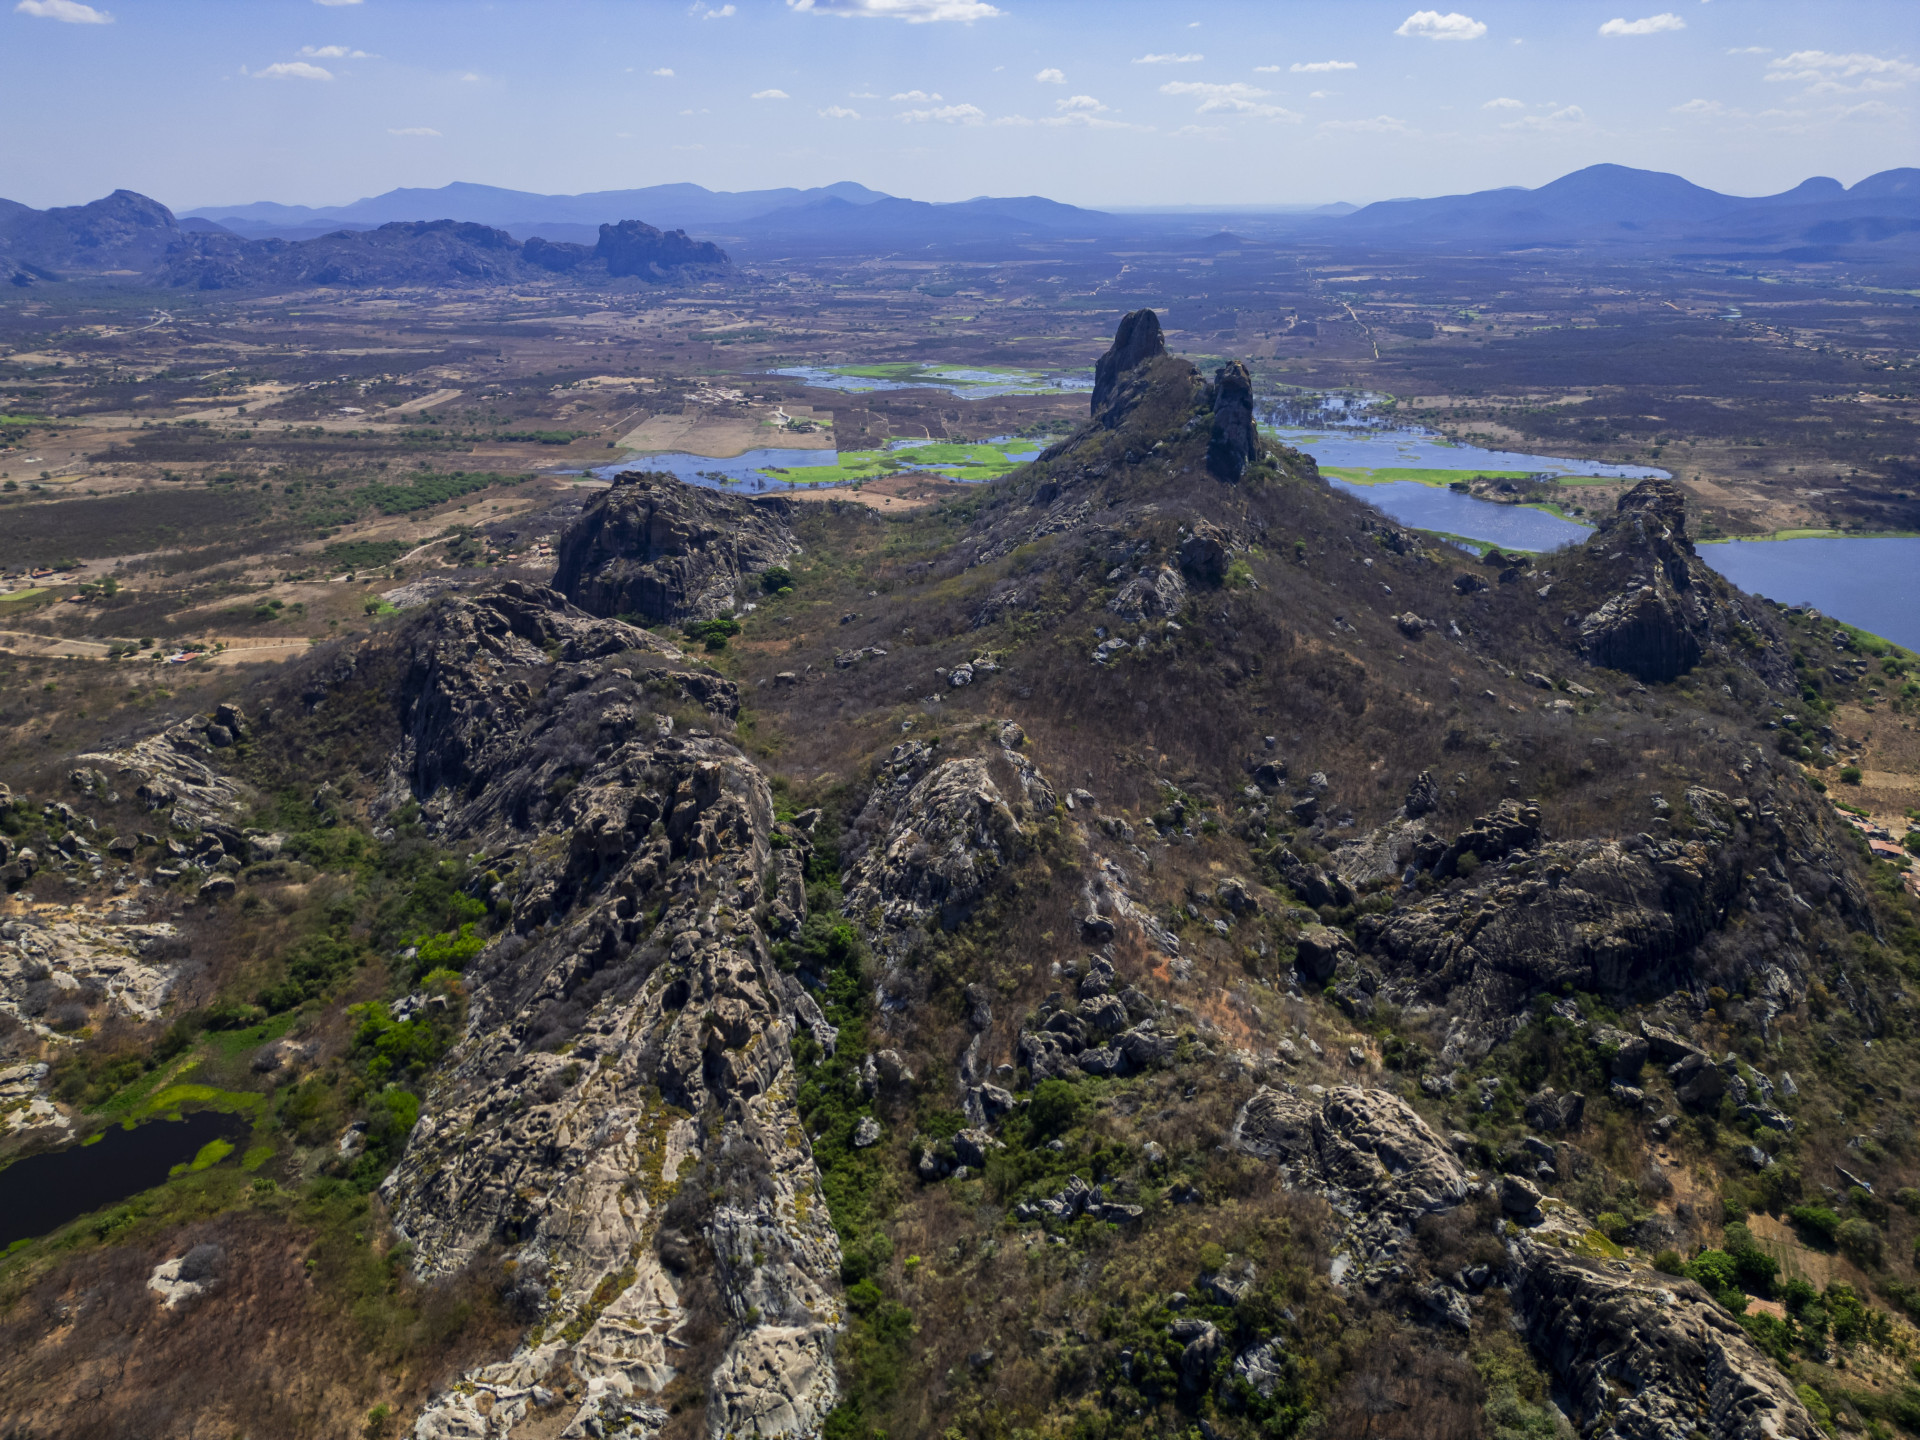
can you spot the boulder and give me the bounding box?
[1293,924,1350,983]
[1670,1052,1727,1107]
[1403,771,1440,819]
[1500,1175,1544,1215]
[853,1117,881,1149]
[1178,525,1230,586]
[1525,1088,1585,1134]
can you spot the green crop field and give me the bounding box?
[748,439,1039,488]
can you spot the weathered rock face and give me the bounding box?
[1232,1085,1469,1280]
[843,755,1022,933]
[1091,308,1167,417]
[385,580,739,840]
[1511,1243,1821,1440]
[374,587,842,1440]
[1107,565,1186,623]
[1205,360,1256,481]
[553,474,796,625]
[1575,480,1789,687]
[1355,783,1866,1060]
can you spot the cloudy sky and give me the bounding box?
[3,0,1912,211]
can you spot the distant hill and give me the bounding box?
[184,180,891,240]
[0,191,730,289]
[1334,163,1920,252]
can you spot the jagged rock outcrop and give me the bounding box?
[596,219,729,279]
[1575,480,1789,687]
[1512,1241,1821,1440]
[1107,564,1186,622]
[554,474,796,625]
[1091,308,1167,416]
[1232,1085,1468,1282]
[1205,360,1257,481]
[374,586,842,1440]
[842,754,1021,933]
[1234,1085,1820,1439]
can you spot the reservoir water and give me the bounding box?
[1699,537,1920,653]
[771,364,1092,399]
[1326,479,1594,552]
[0,1109,245,1247]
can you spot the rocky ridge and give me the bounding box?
[554,477,797,626]
[366,586,844,1439]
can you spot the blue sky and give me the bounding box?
[3,0,1913,211]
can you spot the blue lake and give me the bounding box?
[1271,423,1669,480]
[1700,537,1920,652]
[1327,479,1594,552]
[772,365,1093,398]
[595,446,846,493]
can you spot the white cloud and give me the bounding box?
[1766,50,1918,94]
[1253,64,1281,72]
[389,126,441,136]
[787,0,1003,21]
[1160,79,1301,121]
[819,104,860,118]
[1035,67,1065,83]
[460,72,483,81]
[1671,98,1728,115]
[301,44,373,58]
[1056,94,1106,112]
[314,0,362,6]
[1481,96,1524,108]
[890,89,942,101]
[850,90,878,98]
[254,61,334,80]
[701,3,735,16]
[1395,11,1486,41]
[1504,103,1587,130]
[14,0,112,21]
[1291,60,1356,73]
[897,101,986,122]
[653,67,675,76]
[1726,46,1770,55]
[1319,114,1416,133]
[1134,52,1202,64]
[993,113,1034,125]
[751,88,790,99]
[1599,14,1685,36]
[1309,89,1335,98]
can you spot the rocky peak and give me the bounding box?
[1573,478,1790,687]
[1091,307,1167,416]
[595,218,730,279]
[553,472,796,624]
[1205,360,1256,481]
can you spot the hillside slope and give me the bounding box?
[2,315,1917,1440]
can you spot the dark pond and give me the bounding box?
[0,1110,245,1247]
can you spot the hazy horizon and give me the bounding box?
[2,0,1912,214]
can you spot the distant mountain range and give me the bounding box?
[0,194,730,290]
[184,181,893,242]
[1335,163,1920,255]
[3,165,1917,288]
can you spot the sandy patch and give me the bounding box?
[618,409,834,459]
[782,472,970,513]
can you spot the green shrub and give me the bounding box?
[1836,1217,1885,1270]
[1684,1249,1738,1292]
[1652,1249,1686,1275]
[1788,1204,1841,1245]
[1026,1078,1084,1141]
